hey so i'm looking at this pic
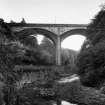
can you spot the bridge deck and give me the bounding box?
[7,23,87,27]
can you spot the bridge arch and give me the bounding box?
[60,29,87,42]
[15,28,58,45]
[60,29,87,65]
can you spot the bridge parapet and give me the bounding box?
[8,23,87,35]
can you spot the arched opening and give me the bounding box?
[60,29,87,66]
[61,34,86,66]
[15,28,57,65]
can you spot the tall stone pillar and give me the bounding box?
[56,36,61,65]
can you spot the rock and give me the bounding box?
[56,76,105,105]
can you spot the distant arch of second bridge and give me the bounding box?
[60,29,87,41]
[15,28,58,45]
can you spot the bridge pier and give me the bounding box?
[56,36,61,65]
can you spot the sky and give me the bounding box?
[61,35,86,51]
[0,0,105,24]
[0,0,105,51]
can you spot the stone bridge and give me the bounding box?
[7,23,88,65]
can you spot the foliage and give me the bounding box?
[57,78,105,105]
[87,9,105,45]
[0,20,58,105]
[77,41,105,88]
[77,8,105,88]
[40,37,56,64]
[16,80,58,105]
[61,48,78,66]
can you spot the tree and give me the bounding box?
[77,41,105,88]
[86,8,105,45]
[0,20,58,105]
[77,8,105,88]
[61,48,78,66]
[20,18,26,24]
[40,37,56,65]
